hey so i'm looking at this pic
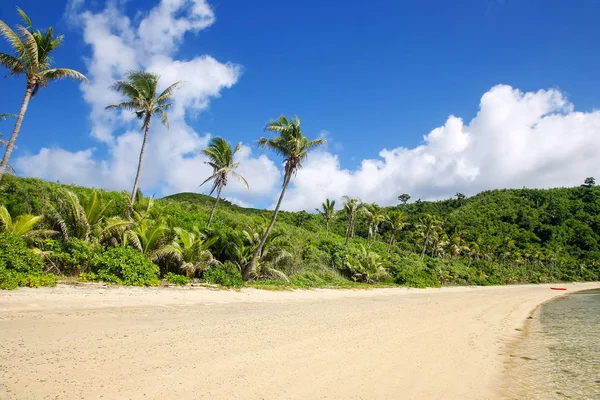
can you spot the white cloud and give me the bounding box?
[15,0,280,206]
[280,85,600,211]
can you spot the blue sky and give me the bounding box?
[1,0,600,210]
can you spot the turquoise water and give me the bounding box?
[505,289,600,399]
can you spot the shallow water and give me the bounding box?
[505,289,600,399]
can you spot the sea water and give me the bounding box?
[505,289,600,399]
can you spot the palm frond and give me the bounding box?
[0,21,25,58]
[156,80,183,103]
[39,68,88,82]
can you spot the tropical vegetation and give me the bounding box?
[1,9,599,291]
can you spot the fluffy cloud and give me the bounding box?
[280,85,600,211]
[16,0,279,205]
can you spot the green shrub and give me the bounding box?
[0,233,57,290]
[50,238,100,275]
[0,232,44,274]
[165,272,190,286]
[91,247,160,286]
[204,261,243,287]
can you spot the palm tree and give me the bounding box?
[158,227,219,279]
[416,214,443,259]
[364,203,384,242]
[342,196,362,246]
[106,70,182,205]
[200,137,249,227]
[0,9,87,181]
[385,211,407,253]
[243,115,325,280]
[316,199,336,237]
[0,204,53,237]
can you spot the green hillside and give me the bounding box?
[0,174,599,289]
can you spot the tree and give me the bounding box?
[583,177,596,187]
[342,196,362,246]
[398,193,410,206]
[316,199,336,236]
[200,137,249,227]
[364,203,385,242]
[244,115,325,280]
[106,70,182,205]
[386,211,407,253]
[416,214,443,259]
[158,227,219,279]
[0,204,52,237]
[0,9,87,181]
[455,192,466,206]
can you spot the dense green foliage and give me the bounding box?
[0,231,57,289]
[0,174,599,290]
[91,247,160,286]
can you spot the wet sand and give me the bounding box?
[1,282,598,399]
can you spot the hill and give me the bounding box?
[0,174,599,289]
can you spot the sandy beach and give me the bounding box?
[0,283,598,400]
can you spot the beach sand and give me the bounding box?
[1,282,598,399]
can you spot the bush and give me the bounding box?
[0,233,57,290]
[51,238,100,275]
[204,261,243,287]
[0,232,44,274]
[391,254,441,288]
[165,272,190,286]
[91,247,160,286]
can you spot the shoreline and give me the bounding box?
[1,282,599,399]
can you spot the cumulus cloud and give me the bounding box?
[280,85,600,211]
[16,0,279,205]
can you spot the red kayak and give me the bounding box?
[550,287,567,291]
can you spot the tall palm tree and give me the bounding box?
[364,203,384,242]
[416,213,443,259]
[0,9,87,181]
[316,198,336,237]
[200,137,249,227]
[243,115,325,280]
[342,196,362,246]
[386,211,407,253]
[106,70,182,205]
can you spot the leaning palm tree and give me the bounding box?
[106,70,182,205]
[316,198,336,237]
[0,9,87,181]
[416,213,443,259]
[200,137,249,227]
[243,115,325,280]
[386,211,407,253]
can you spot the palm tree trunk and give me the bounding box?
[387,231,394,253]
[130,116,151,205]
[243,174,290,281]
[0,84,33,182]
[421,236,428,259]
[325,221,329,237]
[207,185,222,227]
[345,220,351,246]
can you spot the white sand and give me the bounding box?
[1,282,598,399]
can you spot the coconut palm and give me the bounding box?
[243,115,325,280]
[316,199,336,237]
[46,189,124,243]
[416,214,443,259]
[241,227,292,281]
[200,137,249,227]
[0,204,53,237]
[342,196,362,246]
[344,245,388,283]
[125,218,170,261]
[364,203,385,242]
[385,211,407,253]
[158,227,219,279]
[106,70,182,205]
[0,9,87,181]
